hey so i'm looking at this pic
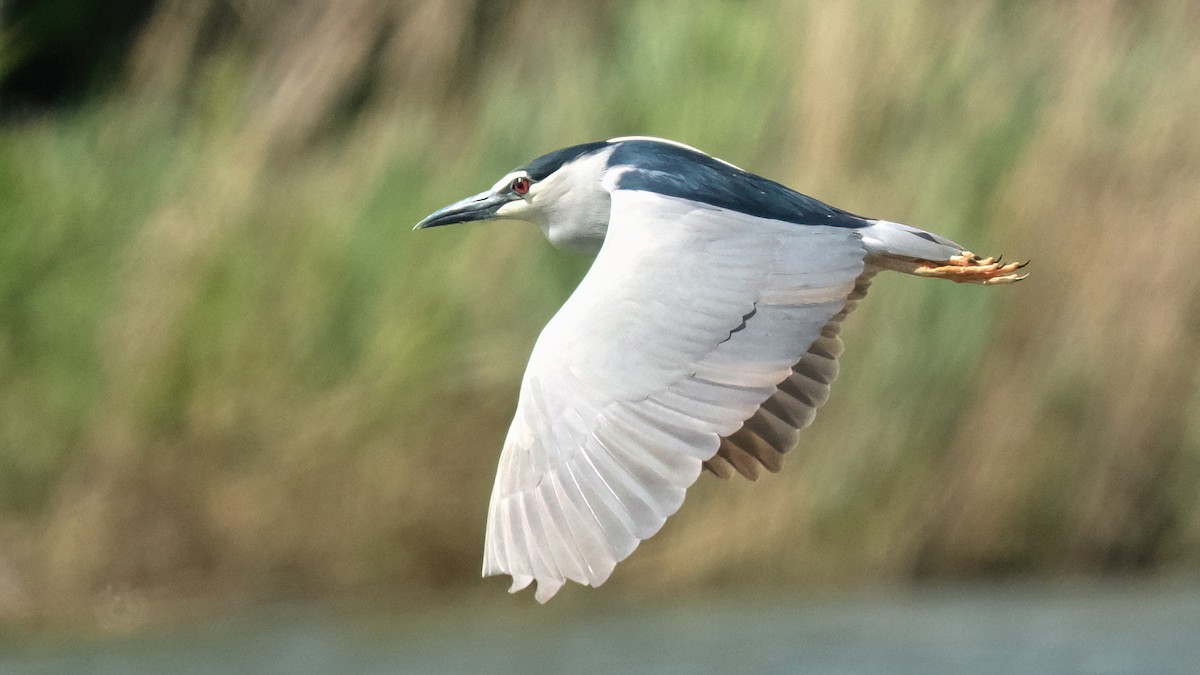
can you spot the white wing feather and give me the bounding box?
[484,191,867,601]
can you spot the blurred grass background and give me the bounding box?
[1,0,1199,626]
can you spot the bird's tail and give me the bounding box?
[858,219,963,262]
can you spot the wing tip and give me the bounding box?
[484,549,621,603]
[508,574,533,593]
[534,578,565,603]
[484,571,579,603]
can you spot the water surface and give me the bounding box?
[4,579,1199,674]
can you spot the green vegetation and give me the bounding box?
[2,0,1199,624]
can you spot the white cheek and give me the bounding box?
[496,200,528,218]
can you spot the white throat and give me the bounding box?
[531,146,616,255]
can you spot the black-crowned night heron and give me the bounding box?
[416,137,1026,602]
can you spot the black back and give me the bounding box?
[607,140,869,228]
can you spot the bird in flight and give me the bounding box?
[416,137,1026,602]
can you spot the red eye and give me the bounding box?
[511,177,531,195]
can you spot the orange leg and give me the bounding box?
[875,252,1028,285]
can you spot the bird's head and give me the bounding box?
[415,141,617,254]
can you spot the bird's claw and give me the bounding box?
[912,251,1029,285]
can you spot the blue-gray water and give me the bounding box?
[4,580,1199,674]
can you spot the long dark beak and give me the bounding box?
[414,190,509,230]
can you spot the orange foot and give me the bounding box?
[881,252,1028,285]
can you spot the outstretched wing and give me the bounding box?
[484,190,867,601]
